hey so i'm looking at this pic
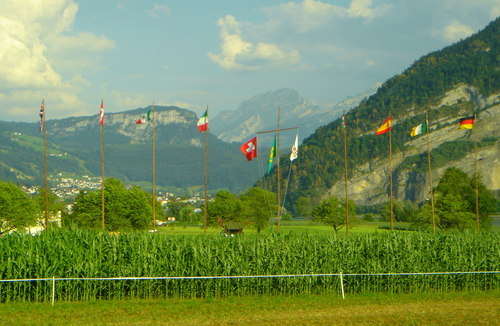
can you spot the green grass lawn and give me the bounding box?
[156,220,401,235]
[1,290,498,325]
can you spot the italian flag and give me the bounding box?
[410,122,427,137]
[197,109,208,132]
[136,110,152,124]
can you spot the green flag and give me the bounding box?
[267,137,277,174]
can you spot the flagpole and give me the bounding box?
[41,100,49,229]
[151,106,157,229]
[203,107,209,230]
[276,107,281,232]
[99,104,105,230]
[425,111,436,233]
[473,114,480,232]
[342,116,349,234]
[388,125,394,230]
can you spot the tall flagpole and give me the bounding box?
[342,115,349,234]
[99,100,105,230]
[473,114,480,232]
[425,111,436,233]
[151,106,157,228]
[40,100,49,229]
[276,107,281,232]
[388,124,394,230]
[203,107,209,230]
[256,124,298,233]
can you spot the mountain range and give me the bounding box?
[0,106,262,193]
[211,87,377,144]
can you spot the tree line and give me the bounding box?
[0,167,496,235]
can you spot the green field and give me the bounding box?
[0,291,498,326]
[0,230,498,302]
[158,220,399,235]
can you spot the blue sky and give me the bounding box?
[0,0,498,121]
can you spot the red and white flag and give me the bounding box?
[98,100,105,126]
[240,137,257,161]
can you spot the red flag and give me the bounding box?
[98,100,105,126]
[240,137,257,161]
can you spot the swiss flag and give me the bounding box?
[240,137,257,161]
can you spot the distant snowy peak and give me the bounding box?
[212,87,378,143]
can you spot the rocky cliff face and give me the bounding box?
[326,86,499,205]
[49,106,196,144]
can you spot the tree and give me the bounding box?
[382,200,418,222]
[34,188,65,221]
[414,168,496,230]
[312,197,356,232]
[240,187,277,233]
[295,196,313,217]
[208,190,244,227]
[64,178,158,231]
[0,181,38,235]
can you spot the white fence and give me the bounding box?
[1,271,498,305]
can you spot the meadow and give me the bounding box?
[0,228,498,303]
[1,291,498,325]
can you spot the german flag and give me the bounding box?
[459,116,475,129]
[376,117,393,135]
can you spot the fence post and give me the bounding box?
[340,272,345,300]
[51,277,55,306]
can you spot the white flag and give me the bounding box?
[290,134,298,161]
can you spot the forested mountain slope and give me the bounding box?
[0,106,260,192]
[259,17,499,210]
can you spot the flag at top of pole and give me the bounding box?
[267,136,277,173]
[197,109,208,132]
[458,115,475,129]
[410,122,427,137]
[39,99,46,132]
[98,100,105,126]
[135,109,153,124]
[375,117,393,135]
[240,137,257,161]
[290,133,298,161]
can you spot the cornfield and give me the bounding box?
[0,230,498,302]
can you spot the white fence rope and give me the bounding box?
[0,271,498,283]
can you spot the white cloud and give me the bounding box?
[208,15,300,70]
[263,0,390,33]
[147,4,171,18]
[0,0,115,121]
[348,0,377,19]
[442,21,475,42]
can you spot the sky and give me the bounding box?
[0,0,498,122]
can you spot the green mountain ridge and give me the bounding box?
[259,17,500,211]
[0,106,262,192]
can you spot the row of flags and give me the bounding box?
[194,107,299,168]
[38,99,476,161]
[374,115,476,136]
